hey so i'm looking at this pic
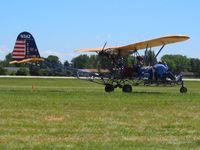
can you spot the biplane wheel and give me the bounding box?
[180,86,187,93]
[105,84,114,92]
[122,84,132,93]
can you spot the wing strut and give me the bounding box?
[144,44,149,66]
[154,44,165,60]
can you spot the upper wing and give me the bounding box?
[75,35,190,52]
[75,47,108,52]
[117,35,190,51]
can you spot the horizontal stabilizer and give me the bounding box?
[9,58,45,64]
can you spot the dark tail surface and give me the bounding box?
[10,31,43,64]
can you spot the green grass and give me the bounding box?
[0,78,200,149]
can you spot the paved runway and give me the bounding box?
[0,75,200,81]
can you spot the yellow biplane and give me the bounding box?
[76,35,190,93]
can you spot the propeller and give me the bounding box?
[98,42,107,55]
[102,41,107,51]
[96,42,108,75]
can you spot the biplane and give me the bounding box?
[9,32,190,93]
[75,35,190,93]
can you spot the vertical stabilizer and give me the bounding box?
[10,32,44,64]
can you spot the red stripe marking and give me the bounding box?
[13,52,25,54]
[13,51,25,54]
[13,51,25,53]
[15,43,25,45]
[16,39,25,41]
[13,49,25,52]
[13,54,25,56]
[14,46,25,49]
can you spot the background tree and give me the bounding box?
[144,50,157,66]
[126,56,135,66]
[46,55,61,64]
[71,54,89,69]
[88,55,98,68]
[0,67,7,75]
[162,54,190,73]
[190,58,200,77]
[15,67,29,76]
[0,53,13,67]
[5,53,13,66]
[64,60,70,67]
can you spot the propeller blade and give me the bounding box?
[102,42,107,51]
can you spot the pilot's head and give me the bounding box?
[161,59,167,64]
[136,56,144,61]
[158,60,167,65]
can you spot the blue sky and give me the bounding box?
[0,0,199,62]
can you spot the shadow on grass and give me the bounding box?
[0,88,179,96]
[131,91,165,95]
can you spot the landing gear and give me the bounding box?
[180,81,187,93]
[105,84,114,92]
[180,86,187,93]
[122,84,132,93]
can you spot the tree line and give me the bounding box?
[70,51,200,77]
[0,51,199,77]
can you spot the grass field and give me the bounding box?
[0,77,200,149]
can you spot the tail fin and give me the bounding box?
[10,31,44,64]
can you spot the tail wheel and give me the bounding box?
[122,84,132,93]
[105,84,114,92]
[180,86,187,93]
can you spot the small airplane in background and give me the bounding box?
[9,32,190,93]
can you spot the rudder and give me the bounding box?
[10,31,43,64]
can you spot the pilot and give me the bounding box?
[136,56,144,66]
[138,66,153,80]
[135,56,144,75]
[153,60,175,80]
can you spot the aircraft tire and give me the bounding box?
[122,84,132,93]
[180,86,187,93]
[105,84,114,92]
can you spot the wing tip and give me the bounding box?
[166,34,190,40]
